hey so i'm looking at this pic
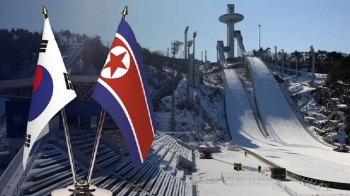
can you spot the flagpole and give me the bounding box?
[61,108,78,184]
[87,108,106,183]
[86,6,129,184]
[42,5,78,184]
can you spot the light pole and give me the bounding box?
[184,26,190,106]
[187,40,193,63]
[258,24,261,49]
[193,31,197,86]
[171,40,180,131]
[281,49,285,77]
[185,26,189,60]
[294,51,299,82]
[216,43,219,63]
[274,46,277,67]
[179,42,184,58]
[187,41,193,61]
[310,46,315,85]
[193,31,197,60]
[187,40,193,106]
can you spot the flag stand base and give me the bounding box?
[51,179,112,196]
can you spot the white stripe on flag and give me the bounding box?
[97,78,144,163]
[115,33,155,137]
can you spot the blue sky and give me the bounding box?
[0,0,349,61]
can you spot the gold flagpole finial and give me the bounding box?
[122,6,128,19]
[42,5,48,19]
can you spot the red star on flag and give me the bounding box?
[104,51,127,77]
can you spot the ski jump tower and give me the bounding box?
[219,4,244,58]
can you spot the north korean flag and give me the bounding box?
[91,18,157,170]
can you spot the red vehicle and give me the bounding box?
[333,145,349,153]
[200,148,213,159]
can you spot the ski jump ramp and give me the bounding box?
[246,57,322,147]
[223,56,350,185]
[224,69,264,148]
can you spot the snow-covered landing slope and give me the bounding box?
[223,69,265,147]
[247,57,324,148]
[235,58,350,183]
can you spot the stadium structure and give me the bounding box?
[2,4,350,196]
[219,4,244,58]
[0,40,194,196]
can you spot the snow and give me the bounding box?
[193,148,350,196]
[193,57,350,195]
[223,69,265,147]
[337,104,348,108]
[3,56,350,195]
[156,76,228,136]
[247,57,322,147]
[219,57,350,184]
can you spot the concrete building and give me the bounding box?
[219,4,244,58]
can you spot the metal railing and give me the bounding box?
[11,133,51,196]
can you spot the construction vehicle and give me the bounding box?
[333,144,349,153]
[199,148,213,159]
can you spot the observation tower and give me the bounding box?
[219,4,244,58]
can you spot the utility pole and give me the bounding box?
[171,40,180,131]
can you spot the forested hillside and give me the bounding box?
[0,28,171,80]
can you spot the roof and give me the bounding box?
[0,76,99,90]
[219,13,244,23]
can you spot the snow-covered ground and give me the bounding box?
[192,58,350,195]
[156,75,228,139]
[152,56,350,195]
[222,57,350,183]
[2,55,350,195]
[193,148,350,196]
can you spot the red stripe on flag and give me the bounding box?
[100,35,154,161]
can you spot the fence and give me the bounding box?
[219,173,350,196]
[275,180,350,196]
[221,173,278,186]
[269,64,328,79]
